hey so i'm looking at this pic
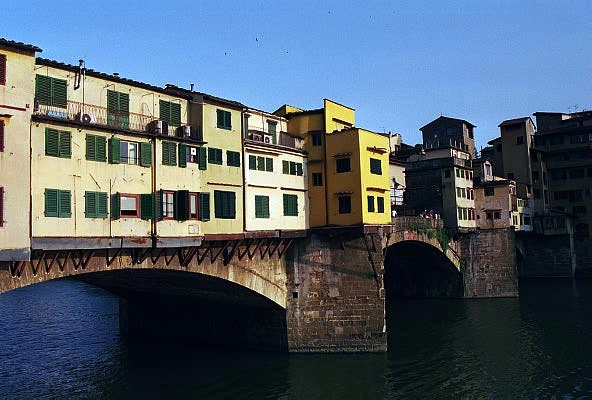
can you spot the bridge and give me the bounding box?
[0,218,518,352]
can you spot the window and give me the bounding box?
[214,190,236,219]
[370,158,382,175]
[377,196,385,213]
[336,158,351,173]
[460,170,465,179]
[0,186,3,227]
[120,141,139,164]
[0,120,4,152]
[283,194,298,216]
[494,211,501,219]
[338,196,351,214]
[444,169,451,178]
[216,109,232,130]
[282,160,303,175]
[267,121,277,143]
[468,209,475,220]
[160,100,181,127]
[312,133,322,146]
[255,195,270,218]
[45,128,71,158]
[456,188,462,198]
[119,194,140,218]
[0,54,5,86]
[85,134,107,162]
[44,189,71,218]
[107,90,129,129]
[208,147,223,165]
[486,211,493,220]
[456,168,460,177]
[484,187,494,196]
[35,75,67,108]
[257,156,265,171]
[496,144,502,152]
[507,173,515,180]
[458,208,465,220]
[312,173,323,186]
[523,216,531,225]
[162,191,175,219]
[516,136,524,145]
[227,151,240,167]
[189,192,198,220]
[368,196,375,212]
[85,191,108,218]
[186,146,199,164]
[265,157,273,172]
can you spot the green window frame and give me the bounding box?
[338,196,351,214]
[45,128,71,158]
[159,100,181,127]
[377,196,385,213]
[255,195,270,218]
[35,75,67,108]
[85,134,107,162]
[208,147,223,165]
[216,109,232,130]
[336,158,351,173]
[368,195,375,212]
[267,121,277,144]
[257,156,265,171]
[85,191,108,218]
[44,188,71,218]
[283,160,303,175]
[198,192,210,221]
[214,190,236,219]
[283,194,298,216]
[107,90,130,130]
[162,141,177,166]
[227,150,241,167]
[370,158,382,175]
[249,155,257,170]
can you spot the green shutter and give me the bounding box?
[36,75,52,106]
[265,158,273,172]
[59,131,71,158]
[109,137,121,164]
[214,190,222,218]
[289,161,296,175]
[160,100,170,124]
[85,191,97,217]
[86,135,96,161]
[171,103,181,127]
[249,155,256,170]
[283,160,289,174]
[112,193,121,219]
[140,142,152,167]
[52,79,67,108]
[296,163,303,176]
[227,151,240,167]
[97,192,108,218]
[44,189,59,217]
[45,128,59,157]
[257,156,265,171]
[140,193,154,220]
[255,195,269,218]
[178,143,187,168]
[97,136,107,162]
[217,110,224,128]
[170,143,177,166]
[377,196,385,213]
[225,112,232,129]
[368,196,375,212]
[198,192,210,221]
[162,142,170,165]
[198,147,207,170]
[283,194,298,216]
[58,190,71,217]
[176,190,189,221]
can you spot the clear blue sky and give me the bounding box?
[4,0,591,149]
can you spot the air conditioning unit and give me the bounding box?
[249,132,263,141]
[177,125,192,138]
[264,134,273,144]
[80,113,97,124]
[147,120,169,135]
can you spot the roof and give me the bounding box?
[37,57,190,99]
[0,38,42,53]
[487,137,502,145]
[498,116,534,127]
[283,108,324,118]
[163,84,244,109]
[420,115,476,131]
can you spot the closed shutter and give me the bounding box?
[86,135,96,161]
[289,161,296,175]
[283,194,298,216]
[214,190,222,218]
[97,136,107,161]
[35,75,52,105]
[107,90,118,127]
[176,190,189,221]
[140,142,152,167]
[112,193,120,219]
[217,110,224,128]
[52,79,67,108]
[59,131,71,158]
[45,189,59,217]
[255,195,269,218]
[257,156,265,171]
[162,142,170,165]
[58,190,71,218]
[159,100,170,124]
[97,192,108,218]
[370,158,382,175]
[198,192,210,221]
[283,160,289,174]
[178,143,187,168]
[198,147,207,170]
[170,143,177,165]
[170,103,181,127]
[109,137,121,164]
[249,155,256,170]
[119,92,130,129]
[368,196,375,212]
[265,158,273,172]
[140,193,154,220]
[85,191,97,217]
[377,196,385,213]
[0,54,6,86]
[296,162,303,176]
[45,128,60,156]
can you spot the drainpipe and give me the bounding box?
[322,110,329,226]
[151,134,157,248]
[241,108,247,233]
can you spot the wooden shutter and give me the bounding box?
[85,191,97,217]
[368,196,375,212]
[289,161,296,175]
[45,189,59,217]
[198,147,207,170]
[97,137,107,161]
[159,100,170,123]
[176,190,189,221]
[217,110,224,128]
[198,192,210,221]
[58,190,71,217]
[171,103,181,126]
[52,79,67,108]
[86,135,96,161]
[170,143,177,165]
[140,193,154,220]
[249,155,256,170]
[45,128,60,157]
[109,137,121,164]
[296,163,303,176]
[178,143,187,168]
[162,141,170,165]
[0,187,3,227]
[0,54,6,86]
[111,193,121,219]
[35,75,52,105]
[59,131,71,158]
[140,142,152,167]
[107,90,118,112]
[377,197,385,213]
[283,160,289,174]
[97,192,108,218]
[257,156,264,171]
[214,190,222,218]
[266,158,273,172]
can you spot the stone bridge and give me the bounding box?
[0,218,518,352]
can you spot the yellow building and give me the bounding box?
[275,99,390,227]
[0,38,41,261]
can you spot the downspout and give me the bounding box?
[29,121,33,258]
[151,133,157,248]
[322,111,329,226]
[241,109,247,233]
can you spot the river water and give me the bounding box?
[0,279,591,399]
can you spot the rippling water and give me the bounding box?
[0,279,591,399]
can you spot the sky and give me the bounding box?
[3,0,591,150]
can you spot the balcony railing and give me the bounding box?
[34,100,201,140]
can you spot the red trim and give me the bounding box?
[120,193,140,218]
[162,190,175,220]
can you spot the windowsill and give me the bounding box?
[217,126,232,130]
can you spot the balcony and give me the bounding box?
[34,100,201,141]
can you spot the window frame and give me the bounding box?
[120,140,140,165]
[160,100,181,127]
[208,147,223,165]
[44,188,72,218]
[369,158,382,175]
[312,133,322,146]
[35,75,67,108]
[45,128,71,158]
[84,191,108,219]
[216,109,232,130]
[338,196,352,214]
[214,190,236,219]
[336,158,351,173]
[283,194,299,217]
[120,193,140,218]
[255,195,270,218]
[85,134,107,162]
[312,172,323,186]
[189,192,199,220]
[367,195,375,212]
[162,190,175,220]
[227,150,241,167]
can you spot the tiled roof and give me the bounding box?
[420,115,476,130]
[498,117,532,127]
[0,38,42,53]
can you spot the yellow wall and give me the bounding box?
[324,99,355,133]
[358,129,391,225]
[0,46,36,257]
